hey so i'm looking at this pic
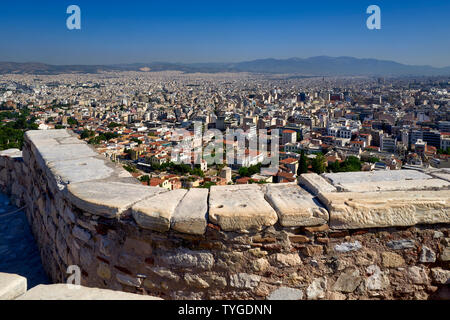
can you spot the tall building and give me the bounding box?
[220,167,232,184]
[381,134,397,153]
[282,130,297,145]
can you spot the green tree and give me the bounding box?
[67,117,78,127]
[81,129,95,140]
[191,167,205,177]
[123,164,137,173]
[108,122,121,129]
[298,150,308,175]
[328,156,362,173]
[437,148,450,155]
[311,154,326,174]
[139,175,150,183]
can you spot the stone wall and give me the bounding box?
[0,129,449,300]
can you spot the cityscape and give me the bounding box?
[0,0,449,310]
[1,71,449,188]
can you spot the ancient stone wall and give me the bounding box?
[0,129,449,300]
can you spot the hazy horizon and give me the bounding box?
[2,55,450,69]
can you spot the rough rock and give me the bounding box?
[419,246,436,263]
[96,263,111,280]
[381,252,405,268]
[267,287,303,300]
[332,269,362,293]
[306,277,327,300]
[149,267,180,282]
[158,249,214,271]
[72,226,91,243]
[407,266,429,284]
[328,292,347,300]
[116,274,140,287]
[251,258,270,272]
[334,241,362,253]
[430,268,450,284]
[270,253,302,267]
[440,247,450,262]
[184,274,210,289]
[365,265,389,290]
[229,273,261,289]
[386,240,416,250]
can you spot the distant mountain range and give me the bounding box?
[1,56,450,76]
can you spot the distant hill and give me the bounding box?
[1,57,449,76]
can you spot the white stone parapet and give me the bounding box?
[2,129,450,233]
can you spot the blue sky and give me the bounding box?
[0,0,449,66]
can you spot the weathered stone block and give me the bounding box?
[323,170,432,186]
[299,173,337,195]
[265,183,328,227]
[132,189,187,232]
[338,179,450,193]
[209,185,278,231]
[17,284,162,300]
[171,188,208,235]
[0,273,27,300]
[318,190,450,229]
[67,181,166,218]
[47,157,115,190]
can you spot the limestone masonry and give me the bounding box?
[0,129,449,300]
